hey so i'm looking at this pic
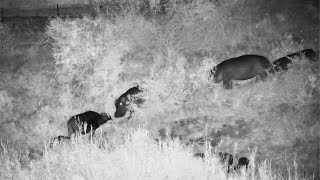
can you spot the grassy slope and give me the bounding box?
[0,0,319,179]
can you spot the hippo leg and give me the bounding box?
[256,71,268,82]
[256,74,262,82]
[223,80,233,89]
[128,110,134,119]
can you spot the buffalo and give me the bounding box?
[49,135,70,148]
[273,49,318,72]
[114,86,143,118]
[67,111,112,137]
[209,55,273,89]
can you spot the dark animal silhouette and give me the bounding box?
[219,152,234,173]
[49,135,70,148]
[67,111,112,137]
[194,152,206,158]
[114,86,143,118]
[273,49,318,72]
[209,55,273,89]
[234,157,250,172]
[194,152,250,173]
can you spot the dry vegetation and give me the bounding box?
[0,0,319,179]
[0,128,284,180]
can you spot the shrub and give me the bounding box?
[47,17,130,114]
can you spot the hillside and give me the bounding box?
[0,0,319,179]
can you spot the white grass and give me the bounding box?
[0,1,318,179]
[2,128,316,180]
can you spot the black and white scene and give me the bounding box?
[0,0,319,179]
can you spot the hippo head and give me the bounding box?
[98,113,112,125]
[273,60,291,72]
[114,96,129,118]
[208,68,215,78]
[272,61,281,72]
[210,67,222,83]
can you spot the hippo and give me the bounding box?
[209,55,273,89]
[194,151,249,173]
[114,86,143,118]
[219,152,250,173]
[219,152,234,173]
[234,157,250,172]
[194,152,206,158]
[194,152,233,162]
[67,111,112,137]
[49,135,70,148]
[273,49,318,72]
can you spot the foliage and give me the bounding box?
[0,128,309,180]
[47,17,131,115]
[0,0,318,179]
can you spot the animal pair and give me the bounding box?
[218,152,250,173]
[209,49,318,89]
[50,86,144,147]
[194,152,250,173]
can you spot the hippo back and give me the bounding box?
[216,55,272,81]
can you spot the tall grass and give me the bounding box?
[1,128,312,180]
[0,0,319,179]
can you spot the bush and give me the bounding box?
[47,17,131,114]
[0,1,318,179]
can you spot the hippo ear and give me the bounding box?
[208,69,214,77]
[212,66,217,72]
[209,67,217,77]
[209,70,213,77]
